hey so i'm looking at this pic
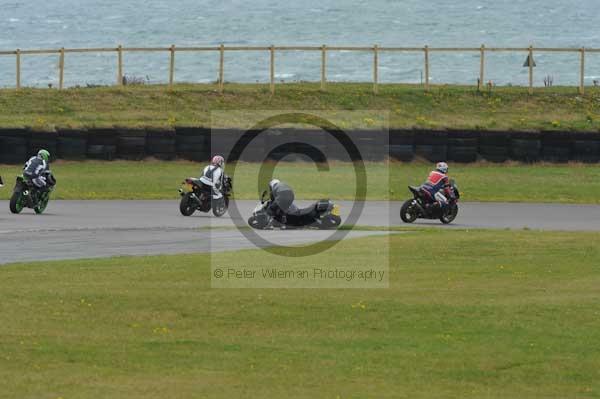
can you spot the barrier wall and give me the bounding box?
[1,128,599,164]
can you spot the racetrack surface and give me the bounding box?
[0,200,599,264]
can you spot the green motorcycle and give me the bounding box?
[9,171,56,214]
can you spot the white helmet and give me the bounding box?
[436,162,448,174]
[269,179,280,190]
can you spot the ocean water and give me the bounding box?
[1,0,600,87]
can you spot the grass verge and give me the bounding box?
[1,83,600,131]
[1,230,599,398]
[1,160,599,203]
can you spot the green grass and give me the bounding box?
[1,83,600,131]
[1,230,599,398]
[1,160,599,203]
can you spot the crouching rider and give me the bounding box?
[24,149,51,191]
[200,155,225,200]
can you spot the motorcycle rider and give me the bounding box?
[267,179,297,222]
[23,149,51,191]
[200,155,225,200]
[422,162,453,208]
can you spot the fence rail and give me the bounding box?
[1,44,598,94]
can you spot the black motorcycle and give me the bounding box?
[400,179,460,224]
[9,171,57,214]
[178,175,232,217]
[248,190,342,230]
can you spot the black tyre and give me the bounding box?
[179,193,196,216]
[212,197,229,217]
[319,214,341,230]
[440,203,459,224]
[9,192,24,214]
[400,200,418,223]
[248,214,270,230]
[34,193,50,214]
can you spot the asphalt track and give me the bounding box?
[0,200,599,264]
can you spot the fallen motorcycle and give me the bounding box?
[400,179,460,224]
[9,171,57,214]
[178,175,232,217]
[248,190,342,230]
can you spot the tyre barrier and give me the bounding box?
[478,131,510,162]
[57,129,87,160]
[572,140,600,163]
[0,129,29,164]
[146,129,176,160]
[0,128,599,164]
[389,130,415,161]
[511,136,542,163]
[29,132,58,161]
[117,129,146,160]
[87,129,117,160]
[414,130,447,162]
[176,127,210,162]
[447,133,479,163]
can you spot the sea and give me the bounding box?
[1,0,600,87]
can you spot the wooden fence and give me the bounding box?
[0,44,598,94]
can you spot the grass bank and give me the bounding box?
[1,160,599,203]
[1,230,599,398]
[1,83,600,131]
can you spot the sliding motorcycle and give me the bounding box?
[9,171,57,214]
[248,190,342,230]
[178,175,232,217]
[400,179,460,224]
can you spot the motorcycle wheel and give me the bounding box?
[212,197,229,217]
[248,214,270,230]
[319,215,342,230]
[179,193,196,216]
[34,193,50,214]
[440,203,459,224]
[9,192,24,214]
[400,200,418,223]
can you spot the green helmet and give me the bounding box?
[38,149,50,161]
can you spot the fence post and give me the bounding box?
[270,45,275,94]
[321,44,327,91]
[169,44,175,87]
[373,44,379,94]
[59,47,65,89]
[479,44,485,91]
[528,45,533,95]
[219,44,224,94]
[579,47,585,95]
[16,49,21,89]
[117,45,123,85]
[424,45,429,91]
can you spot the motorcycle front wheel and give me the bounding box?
[248,214,270,230]
[179,193,196,216]
[34,192,50,214]
[440,203,459,224]
[9,191,24,214]
[400,200,418,223]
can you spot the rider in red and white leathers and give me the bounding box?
[422,162,453,207]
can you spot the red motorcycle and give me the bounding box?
[400,179,460,224]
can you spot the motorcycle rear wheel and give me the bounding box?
[319,215,341,230]
[9,192,24,214]
[400,200,418,223]
[440,203,459,224]
[212,197,229,217]
[179,193,196,216]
